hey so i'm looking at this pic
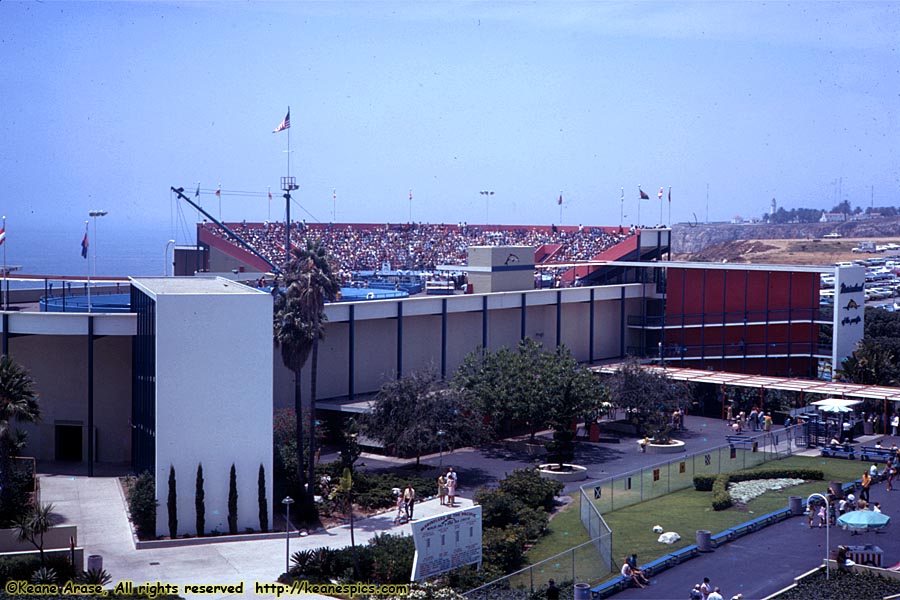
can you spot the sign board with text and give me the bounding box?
[410,505,482,581]
[832,266,865,372]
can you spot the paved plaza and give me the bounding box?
[38,415,900,599]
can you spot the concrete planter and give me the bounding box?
[537,464,588,482]
[646,439,686,454]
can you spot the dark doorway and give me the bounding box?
[55,424,82,462]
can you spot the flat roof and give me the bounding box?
[608,260,837,274]
[591,364,900,401]
[130,276,263,296]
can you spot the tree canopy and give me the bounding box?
[452,339,600,440]
[363,369,484,466]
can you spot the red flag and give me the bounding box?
[333,189,337,201]
[639,187,649,200]
[215,185,221,198]
[0,227,6,246]
[558,194,563,206]
[273,109,290,133]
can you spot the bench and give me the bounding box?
[668,544,699,564]
[860,446,896,462]
[821,446,856,460]
[710,530,732,547]
[638,556,671,577]
[591,575,629,598]
[726,435,754,445]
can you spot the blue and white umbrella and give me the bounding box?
[837,510,890,532]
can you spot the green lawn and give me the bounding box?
[527,455,869,578]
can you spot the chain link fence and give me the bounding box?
[463,538,609,600]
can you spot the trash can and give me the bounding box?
[789,496,803,516]
[573,583,591,599]
[864,421,874,435]
[697,530,712,552]
[87,555,102,572]
[829,481,844,499]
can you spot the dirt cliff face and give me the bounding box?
[672,217,900,255]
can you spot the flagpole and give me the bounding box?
[620,188,624,227]
[668,187,672,228]
[2,216,6,311]
[637,187,641,227]
[659,189,663,225]
[85,220,91,314]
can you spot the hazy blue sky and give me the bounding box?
[2,1,898,260]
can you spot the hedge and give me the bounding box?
[692,468,824,511]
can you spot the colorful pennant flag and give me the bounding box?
[273,109,290,133]
[658,187,664,200]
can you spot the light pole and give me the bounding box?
[437,429,446,468]
[806,492,830,580]
[479,190,494,224]
[282,496,295,575]
[88,210,108,277]
[164,240,176,276]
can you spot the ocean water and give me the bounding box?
[4,223,176,287]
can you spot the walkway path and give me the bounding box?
[41,473,472,599]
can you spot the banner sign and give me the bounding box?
[410,505,482,581]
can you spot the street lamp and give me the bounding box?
[88,210,108,277]
[479,190,494,224]
[164,240,176,276]
[282,496,295,575]
[806,492,830,580]
[437,430,446,468]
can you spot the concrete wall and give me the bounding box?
[11,334,132,464]
[152,286,273,538]
[273,283,646,411]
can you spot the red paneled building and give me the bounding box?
[660,264,830,377]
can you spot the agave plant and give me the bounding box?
[76,568,112,585]
[30,566,57,584]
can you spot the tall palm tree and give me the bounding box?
[274,240,339,513]
[0,356,40,520]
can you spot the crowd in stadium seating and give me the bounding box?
[206,221,633,279]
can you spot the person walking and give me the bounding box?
[861,471,872,503]
[700,577,712,600]
[403,484,416,520]
[707,587,724,600]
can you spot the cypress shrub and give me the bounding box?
[195,464,205,536]
[227,464,238,535]
[167,465,177,538]
[126,471,157,539]
[258,464,268,532]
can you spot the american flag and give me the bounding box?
[81,231,89,259]
[273,109,290,133]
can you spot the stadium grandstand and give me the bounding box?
[195,221,639,285]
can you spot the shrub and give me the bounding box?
[701,468,826,511]
[497,468,562,512]
[195,464,205,536]
[227,464,238,535]
[167,466,177,539]
[125,471,157,539]
[258,464,268,533]
[693,474,717,491]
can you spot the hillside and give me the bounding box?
[672,217,900,254]
[671,217,900,265]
